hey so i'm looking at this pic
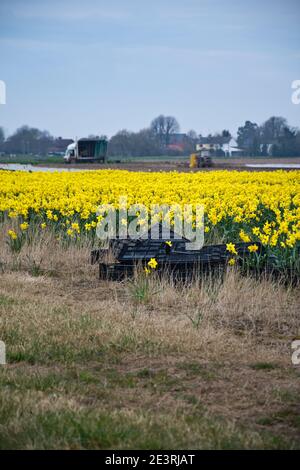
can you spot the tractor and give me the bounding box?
[189,150,213,168]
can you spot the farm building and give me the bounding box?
[196,135,245,157]
[167,133,189,152]
[48,137,74,155]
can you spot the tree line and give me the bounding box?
[237,117,300,157]
[1,114,300,157]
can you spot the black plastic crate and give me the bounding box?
[92,238,265,265]
[98,261,227,282]
[91,236,300,283]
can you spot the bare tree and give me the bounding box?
[260,116,287,143]
[187,129,198,140]
[0,127,4,140]
[165,116,180,144]
[0,127,4,149]
[109,128,161,157]
[4,126,53,155]
[150,115,166,137]
[150,115,180,146]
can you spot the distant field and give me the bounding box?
[2,153,300,165]
[0,154,189,164]
[109,155,187,162]
[0,154,64,164]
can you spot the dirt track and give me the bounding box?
[38,157,300,172]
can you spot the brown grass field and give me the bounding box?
[0,229,299,449]
[37,156,300,173]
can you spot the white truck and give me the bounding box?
[64,138,108,163]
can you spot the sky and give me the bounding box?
[0,0,300,139]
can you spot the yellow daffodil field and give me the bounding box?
[0,169,300,271]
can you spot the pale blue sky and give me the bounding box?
[0,0,299,139]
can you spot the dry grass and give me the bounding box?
[0,231,299,449]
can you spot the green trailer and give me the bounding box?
[64,138,108,163]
